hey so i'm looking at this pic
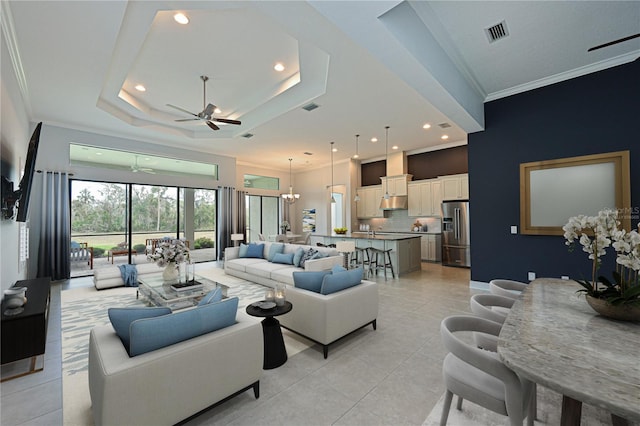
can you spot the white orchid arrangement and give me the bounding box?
[147,239,190,267]
[563,209,640,305]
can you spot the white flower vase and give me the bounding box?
[162,262,179,282]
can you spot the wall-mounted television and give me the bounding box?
[1,122,42,222]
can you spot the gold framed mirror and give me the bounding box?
[520,151,631,235]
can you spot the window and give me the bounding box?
[243,174,279,190]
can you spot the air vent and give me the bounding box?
[302,102,319,112]
[241,133,254,138]
[485,20,509,43]
[304,152,313,156]
[438,122,451,129]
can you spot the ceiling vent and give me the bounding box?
[485,20,509,43]
[241,133,254,138]
[438,122,451,129]
[302,102,320,112]
[304,152,313,156]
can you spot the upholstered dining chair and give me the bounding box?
[470,292,538,421]
[439,315,535,426]
[489,279,528,300]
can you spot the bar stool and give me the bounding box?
[351,246,372,278]
[369,247,395,280]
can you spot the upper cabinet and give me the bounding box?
[440,173,469,200]
[356,185,384,218]
[380,174,412,196]
[408,179,441,216]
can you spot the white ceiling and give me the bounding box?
[4,1,639,172]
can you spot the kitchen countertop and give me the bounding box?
[320,233,422,241]
[351,231,442,236]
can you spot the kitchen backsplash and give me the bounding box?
[357,210,441,233]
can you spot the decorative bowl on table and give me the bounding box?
[333,228,348,235]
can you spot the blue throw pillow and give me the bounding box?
[238,243,249,258]
[70,241,81,249]
[332,264,347,273]
[293,270,332,293]
[299,248,318,268]
[129,297,239,357]
[267,243,285,262]
[293,247,305,267]
[198,286,223,306]
[108,307,171,352]
[320,268,363,295]
[245,243,264,258]
[272,252,294,265]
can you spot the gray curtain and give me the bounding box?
[217,187,234,260]
[236,190,247,238]
[38,171,70,280]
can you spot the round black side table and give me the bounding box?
[246,301,293,369]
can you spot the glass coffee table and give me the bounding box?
[136,274,227,311]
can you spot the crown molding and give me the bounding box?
[485,51,640,102]
[1,1,32,117]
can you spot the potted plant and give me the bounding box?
[563,209,640,321]
[147,239,190,281]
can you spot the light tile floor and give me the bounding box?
[1,262,472,425]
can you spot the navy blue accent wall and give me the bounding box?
[468,59,639,283]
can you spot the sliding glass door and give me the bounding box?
[70,180,217,276]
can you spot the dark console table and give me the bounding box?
[1,277,51,381]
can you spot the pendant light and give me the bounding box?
[383,126,390,200]
[330,142,336,204]
[353,134,361,202]
[282,158,300,204]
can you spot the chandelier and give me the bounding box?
[282,158,300,204]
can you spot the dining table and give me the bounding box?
[269,233,301,243]
[498,278,640,426]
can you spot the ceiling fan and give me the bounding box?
[131,155,155,174]
[167,75,241,131]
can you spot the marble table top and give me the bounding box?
[498,278,640,422]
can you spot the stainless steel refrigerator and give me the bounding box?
[441,200,470,268]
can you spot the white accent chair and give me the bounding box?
[439,315,535,426]
[489,279,528,300]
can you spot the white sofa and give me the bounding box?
[88,310,263,426]
[279,280,379,358]
[93,262,160,290]
[224,242,343,288]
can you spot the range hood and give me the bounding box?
[379,151,410,210]
[380,195,408,210]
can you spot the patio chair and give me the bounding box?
[70,241,94,269]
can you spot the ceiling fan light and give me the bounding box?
[214,107,222,114]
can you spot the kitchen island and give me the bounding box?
[320,234,421,277]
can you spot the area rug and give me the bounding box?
[61,269,312,426]
[422,385,617,426]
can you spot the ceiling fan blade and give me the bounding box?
[588,33,640,52]
[175,118,200,122]
[212,118,242,125]
[166,103,198,117]
[206,121,220,131]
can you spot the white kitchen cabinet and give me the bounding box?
[356,185,384,218]
[441,174,469,200]
[380,174,412,196]
[408,179,440,216]
[421,234,442,262]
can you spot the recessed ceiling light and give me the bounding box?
[96,152,103,156]
[134,84,146,92]
[214,107,221,114]
[174,13,189,25]
[274,63,285,72]
[392,145,399,150]
[441,135,449,140]
[371,137,378,143]
[423,123,431,129]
